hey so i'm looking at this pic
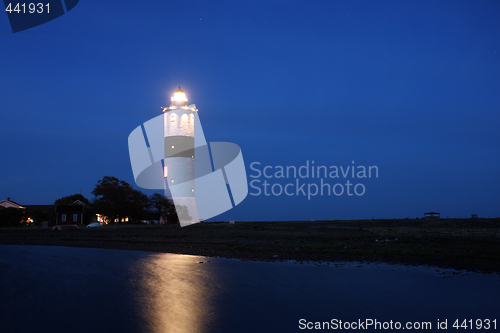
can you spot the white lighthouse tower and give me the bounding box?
[128,86,248,227]
[163,87,200,226]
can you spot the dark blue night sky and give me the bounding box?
[1,0,499,221]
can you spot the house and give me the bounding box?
[0,198,53,224]
[0,198,54,224]
[0,198,31,223]
[55,205,84,225]
[0,198,25,209]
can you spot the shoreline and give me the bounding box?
[1,219,499,274]
[3,243,497,278]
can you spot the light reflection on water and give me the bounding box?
[135,254,216,333]
[0,245,499,333]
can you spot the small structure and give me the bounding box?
[471,214,478,219]
[55,205,84,225]
[424,212,440,220]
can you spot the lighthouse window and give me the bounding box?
[182,114,188,121]
[170,114,176,122]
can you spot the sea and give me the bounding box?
[0,245,498,332]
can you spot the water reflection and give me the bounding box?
[1,246,499,333]
[136,253,216,333]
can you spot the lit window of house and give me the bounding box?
[73,214,78,222]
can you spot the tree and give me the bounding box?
[92,176,149,223]
[148,193,184,224]
[54,194,90,206]
[174,205,192,222]
[149,193,169,223]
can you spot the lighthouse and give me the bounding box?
[163,87,200,226]
[128,86,248,227]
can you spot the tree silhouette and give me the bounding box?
[92,176,149,223]
[149,193,184,224]
[54,194,90,206]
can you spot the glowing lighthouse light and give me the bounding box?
[171,87,188,105]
